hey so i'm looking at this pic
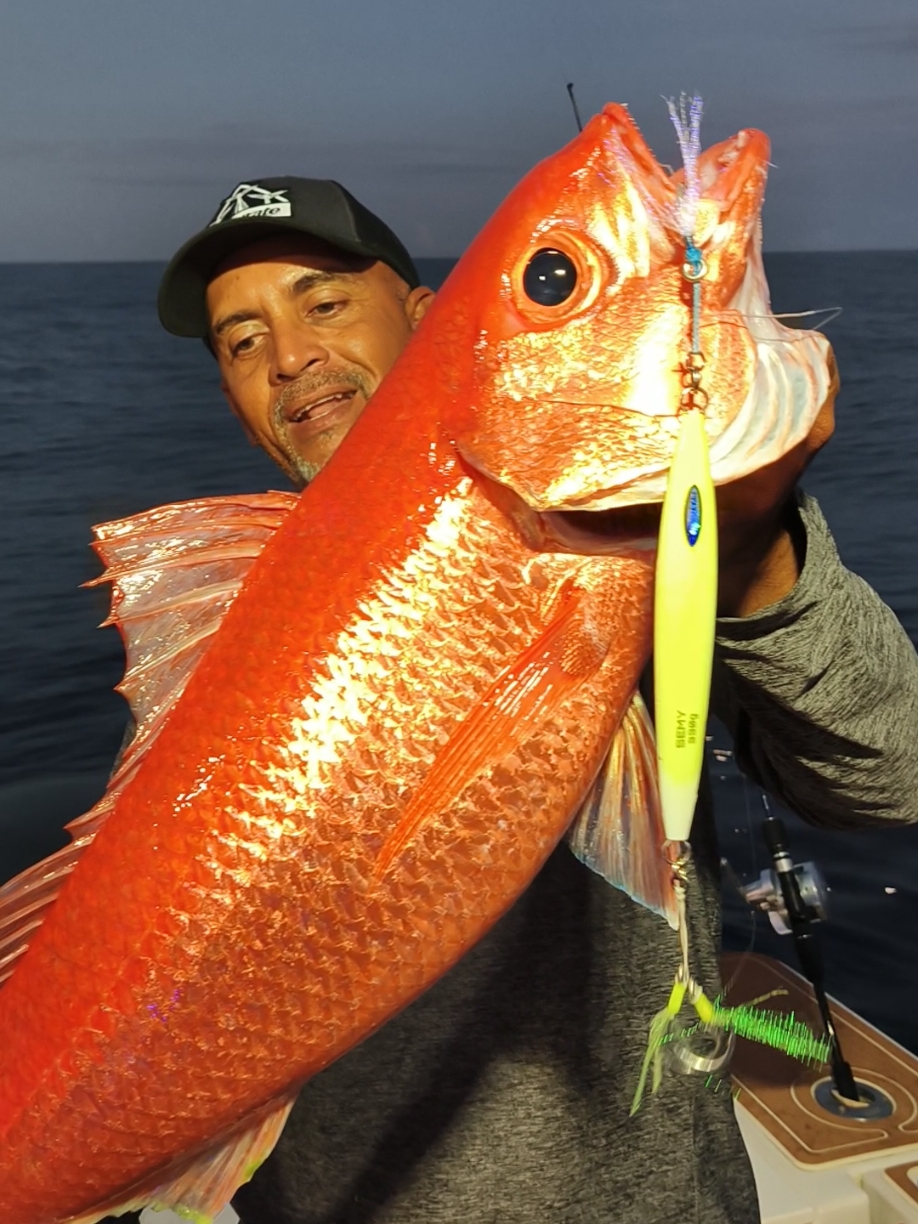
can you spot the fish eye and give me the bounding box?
[522,248,577,306]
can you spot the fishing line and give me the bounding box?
[710,732,763,997]
[696,307,843,342]
[773,308,843,328]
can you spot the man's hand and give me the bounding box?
[716,348,839,618]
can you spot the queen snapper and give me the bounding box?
[0,104,832,1222]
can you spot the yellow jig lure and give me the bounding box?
[653,405,717,848]
[634,95,830,1112]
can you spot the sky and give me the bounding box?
[0,0,915,259]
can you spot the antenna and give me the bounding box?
[566,83,583,133]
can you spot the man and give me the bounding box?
[158,178,434,487]
[142,177,916,1223]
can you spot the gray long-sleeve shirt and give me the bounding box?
[223,491,916,1224]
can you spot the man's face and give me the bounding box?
[206,236,434,486]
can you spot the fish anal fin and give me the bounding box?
[0,493,297,992]
[375,580,611,877]
[567,690,677,927]
[67,1089,297,1224]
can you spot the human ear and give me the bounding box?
[405,286,435,330]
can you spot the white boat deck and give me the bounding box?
[727,955,918,1223]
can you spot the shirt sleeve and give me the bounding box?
[711,489,918,830]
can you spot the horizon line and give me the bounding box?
[0,247,916,266]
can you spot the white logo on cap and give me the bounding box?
[210,183,293,225]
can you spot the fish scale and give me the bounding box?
[0,479,649,1218]
[0,102,832,1222]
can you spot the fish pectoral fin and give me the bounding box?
[375,580,611,877]
[566,689,678,928]
[68,1088,298,1224]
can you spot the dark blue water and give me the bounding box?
[1,254,916,1050]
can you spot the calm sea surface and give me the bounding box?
[1,254,916,1050]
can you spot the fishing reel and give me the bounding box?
[738,860,829,935]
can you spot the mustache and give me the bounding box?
[272,370,369,424]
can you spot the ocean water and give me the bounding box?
[1,253,916,1051]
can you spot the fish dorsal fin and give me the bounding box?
[566,689,677,928]
[0,491,297,987]
[88,491,298,777]
[68,1087,298,1224]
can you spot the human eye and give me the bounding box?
[227,330,263,360]
[308,294,350,320]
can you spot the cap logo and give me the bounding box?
[210,183,293,226]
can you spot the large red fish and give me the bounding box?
[0,104,832,1222]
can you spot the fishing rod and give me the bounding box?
[739,797,867,1108]
[566,83,583,132]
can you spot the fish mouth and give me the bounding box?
[464,454,664,554]
[539,504,661,554]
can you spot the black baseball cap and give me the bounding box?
[158,177,420,338]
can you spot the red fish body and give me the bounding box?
[0,105,832,1222]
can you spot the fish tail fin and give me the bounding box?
[566,689,677,927]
